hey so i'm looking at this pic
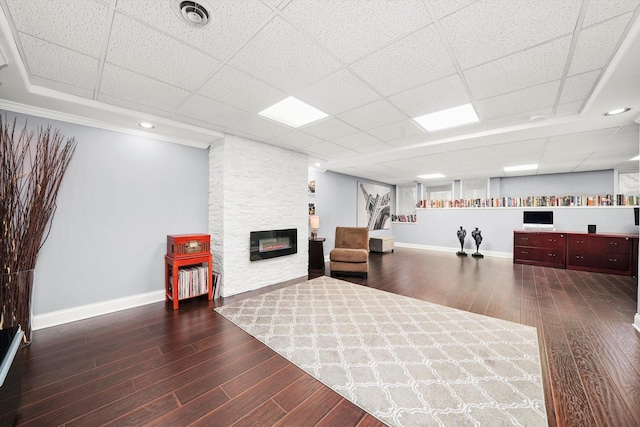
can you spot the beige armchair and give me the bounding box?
[330,227,369,278]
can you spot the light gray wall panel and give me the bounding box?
[499,170,614,197]
[4,112,209,315]
[308,170,395,253]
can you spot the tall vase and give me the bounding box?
[0,269,35,347]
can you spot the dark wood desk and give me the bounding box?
[308,237,326,274]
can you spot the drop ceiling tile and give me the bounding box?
[106,13,220,91]
[547,128,618,147]
[380,159,423,173]
[225,115,291,140]
[483,107,553,129]
[98,93,173,118]
[6,0,107,57]
[538,163,582,175]
[367,120,426,142]
[573,158,626,172]
[350,25,456,96]
[429,0,477,18]
[20,34,97,90]
[555,100,584,116]
[282,0,431,63]
[268,131,326,149]
[175,95,252,128]
[100,64,190,112]
[229,16,341,92]
[414,153,459,168]
[387,134,432,147]
[301,117,359,140]
[295,69,381,115]
[558,70,600,104]
[583,0,640,27]
[336,99,407,131]
[475,81,560,120]
[322,149,360,159]
[465,36,570,100]
[441,0,581,68]
[198,66,286,114]
[303,141,352,156]
[332,132,383,150]
[115,0,273,60]
[492,138,547,159]
[170,115,226,133]
[353,142,393,154]
[389,74,470,117]
[445,146,501,167]
[569,12,633,76]
[30,76,94,99]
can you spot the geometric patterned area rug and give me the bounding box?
[215,276,547,426]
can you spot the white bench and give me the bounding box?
[369,236,394,253]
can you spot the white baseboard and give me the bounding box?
[394,242,512,259]
[32,290,165,331]
[634,313,640,334]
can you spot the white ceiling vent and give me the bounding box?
[171,1,214,28]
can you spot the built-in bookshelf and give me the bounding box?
[418,194,639,209]
[392,214,417,223]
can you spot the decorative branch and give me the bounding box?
[0,116,77,342]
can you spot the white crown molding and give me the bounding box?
[32,290,165,331]
[0,98,222,149]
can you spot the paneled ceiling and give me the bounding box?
[0,0,639,185]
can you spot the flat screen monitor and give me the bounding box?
[635,207,639,226]
[523,211,554,225]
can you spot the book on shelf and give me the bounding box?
[212,271,221,299]
[417,193,637,208]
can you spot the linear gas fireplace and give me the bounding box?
[250,228,297,261]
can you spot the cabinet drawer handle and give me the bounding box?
[610,242,618,246]
[609,258,618,262]
[548,253,555,257]
[522,251,529,254]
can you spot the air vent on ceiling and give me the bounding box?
[171,0,213,28]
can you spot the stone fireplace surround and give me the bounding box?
[209,134,308,297]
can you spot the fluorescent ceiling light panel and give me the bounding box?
[413,103,479,132]
[630,155,640,161]
[258,96,328,128]
[418,173,445,179]
[504,164,538,172]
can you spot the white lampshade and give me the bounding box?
[309,215,320,229]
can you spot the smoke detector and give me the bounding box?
[171,1,213,28]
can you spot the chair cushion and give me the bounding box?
[330,248,368,263]
[335,227,369,250]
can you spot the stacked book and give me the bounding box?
[418,194,638,209]
[177,265,208,299]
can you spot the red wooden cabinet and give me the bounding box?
[165,234,213,310]
[514,230,638,276]
[513,231,565,268]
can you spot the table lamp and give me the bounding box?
[309,215,320,240]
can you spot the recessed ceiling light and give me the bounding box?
[417,173,445,179]
[504,164,538,172]
[315,162,321,167]
[259,97,328,128]
[413,103,480,132]
[630,155,640,161]
[138,122,154,129]
[604,107,631,116]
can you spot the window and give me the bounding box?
[396,183,417,216]
[423,183,452,201]
[460,179,488,200]
[618,171,639,196]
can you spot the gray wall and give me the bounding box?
[393,207,638,254]
[4,112,209,315]
[499,170,614,197]
[307,169,394,253]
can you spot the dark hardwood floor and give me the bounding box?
[4,247,640,426]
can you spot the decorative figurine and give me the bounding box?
[471,227,484,258]
[456,226,467,256]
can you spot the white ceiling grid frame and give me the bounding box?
[475,80,561,120]
[294,68,381,116]
[332,132,385,150]
[440,0,582,69]
[367,120,426,142]
[349,24,457,96]
[106,13,221,91]
[463,36,572,101]
[176,94,253,129]
[5,0,108,57]
[281,0,432,63]
[197,65,287,114]
[568,12,636,76]
[19,34,98,90]
[100,63,190,112]
[31,76,94,100]
[388,74,470,117]
[114,0,274,61]
[228,15,342,92]
[97,93,174,119]
[558,70,601,105]
[336,99,408,131]
[299,117,361,141]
